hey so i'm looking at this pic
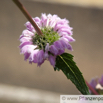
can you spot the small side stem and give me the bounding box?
[12,0,42,35]
[85,80,99,95]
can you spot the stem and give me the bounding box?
[85,80,99,95]
[12,0,42,35]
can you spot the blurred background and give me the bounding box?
[0,0,103,102]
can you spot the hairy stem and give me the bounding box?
[12,0,42,35]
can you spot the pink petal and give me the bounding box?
[54,40,63,49]
[49,45,58,55]
[45,43,49,52]
[37,50,44,63]
[19,41,32,49]
[48,55,56,67]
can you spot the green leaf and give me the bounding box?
[55,53,90,95]
[54,66,60,71]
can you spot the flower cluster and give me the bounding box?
[19,13,75,67]
[89,75,103,94]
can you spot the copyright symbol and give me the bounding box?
[62,96,66,100]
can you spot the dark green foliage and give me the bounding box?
[55,53,90,95]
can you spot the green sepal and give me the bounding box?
[55,53,90,95]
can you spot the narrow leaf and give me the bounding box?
[55,53,90,95]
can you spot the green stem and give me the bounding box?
[12,0,42,35]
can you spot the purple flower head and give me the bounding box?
[89,75,103,94]
[99,75,103,86]
[19,13,75,67]
[89,78,98,90]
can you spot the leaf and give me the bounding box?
[54,66,60,71]
[55,53,90,95]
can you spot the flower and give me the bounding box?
[19,13,75,67]
[89,75,103,94]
